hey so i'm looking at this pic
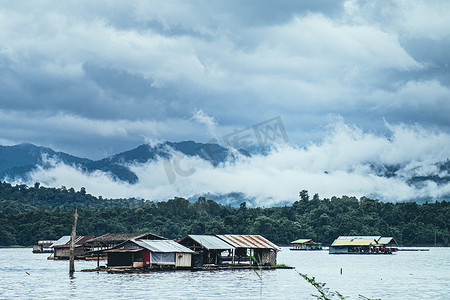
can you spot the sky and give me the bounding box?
[2,1,450,204]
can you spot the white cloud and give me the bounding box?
[190,109,219,139]
[1,0,449,184]
[259,14,419,71]
[370,80,450,110]
[20,122,450,206]
[343,0,450,40]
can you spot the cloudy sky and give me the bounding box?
[2,1,450,204]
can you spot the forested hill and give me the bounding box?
[0,181,143,211]
[0,181,448,247]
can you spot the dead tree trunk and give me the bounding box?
[69,207,78,275]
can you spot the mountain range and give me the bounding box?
[0,141,449,204]
[0,141,240,184]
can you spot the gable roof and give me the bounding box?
[86,232,166,244]
[331,236,380,247]
[216,235,279,250]
[51,236,95,248]
[180,235,235,250]
[291,239,313,244]
[134,239,194,253]
[51,236,71,247]
[376,237,397,245]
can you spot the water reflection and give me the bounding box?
[69,275,77,298]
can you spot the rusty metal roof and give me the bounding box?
[103,240,144,253]
[104,247,144,253]
[216,235,279,250]
[86,232,166,244]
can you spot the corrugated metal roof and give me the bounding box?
[331,236,380,247]
[376,237,397,245]
[291,239,312,244]
[51,236,95,248]
[51,236,71,247]
[86,232,166,243]
[135,239,194,253]
[183,235,235,250]
[216,235,279,250]
[38,240,57,246]
[104,247,144,253]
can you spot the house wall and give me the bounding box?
[176,253,192,267]
[108,252,133,266]
[329,246,348,254]
[150,252,175,265]
[144,251,151,266]
[252,249,277,265]
[143,251,191,267]
[33,245,42,252]
[54,247,85,258]
[261,249,277,265]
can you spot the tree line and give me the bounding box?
[0,181,448,247]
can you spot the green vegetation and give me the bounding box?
[250,254,263,279]
[272,264,290,268]
[299,272,347,300]
[0,182,449,247]
[298,272,381,300]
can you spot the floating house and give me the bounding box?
[178,234,235,267]
[290,239,322,250]
[104,239,194,268]
[86,232,166,252]
[329,236,397,254]
[374,237,398,252]
[50,235,94,259]
[32,240,56,253]
[216,234,279,266]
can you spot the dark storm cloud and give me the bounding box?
[0,0,449,159]
[2,0,450,203]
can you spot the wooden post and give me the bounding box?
[69,207,78,275]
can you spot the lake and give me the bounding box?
[0,247,449,299]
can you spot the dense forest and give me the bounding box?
[0,181,448,247]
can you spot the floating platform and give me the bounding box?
[397,248,429,251]
[289,248,323,251]
[32,249,53,253]
[82,264,293,273]
[48,256,107,260]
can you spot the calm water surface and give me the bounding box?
[0,247,449,299]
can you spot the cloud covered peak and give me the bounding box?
[3,121,445,207]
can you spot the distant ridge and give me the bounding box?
[0,141,240,184]
[1,142,449,203]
